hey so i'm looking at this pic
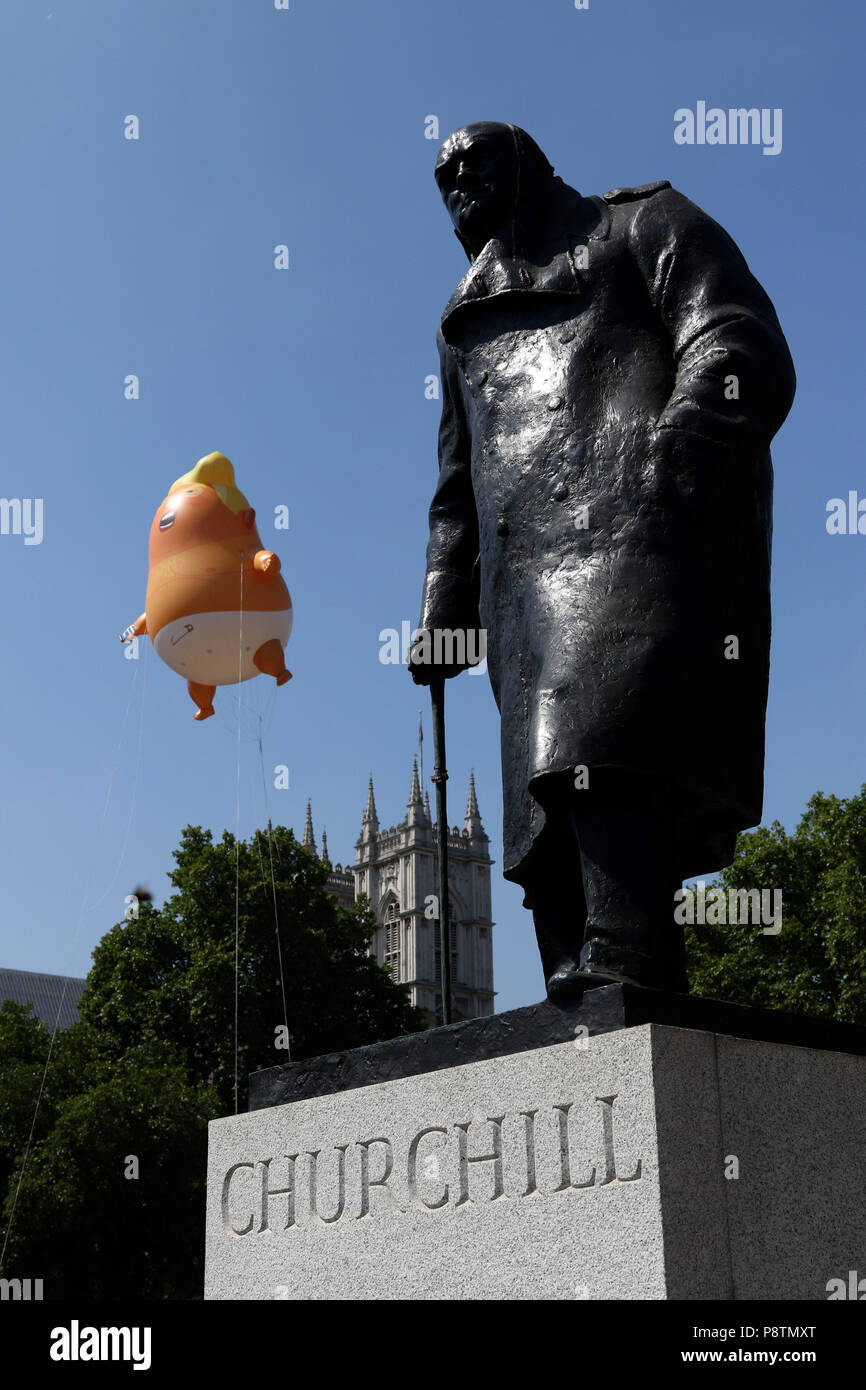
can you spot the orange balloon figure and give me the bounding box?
[121,452,292,720]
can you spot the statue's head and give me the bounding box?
[434,122,555,255]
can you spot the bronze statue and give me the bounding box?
[410,122,796,1001]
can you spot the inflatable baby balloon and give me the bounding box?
[121,452,292,720]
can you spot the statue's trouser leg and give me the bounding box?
[519,810,587,987]
[572,772,688,992]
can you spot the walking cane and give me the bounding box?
[430,679,453,1025]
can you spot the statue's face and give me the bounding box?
[435,128,520,250]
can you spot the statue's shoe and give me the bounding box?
[546,928,690,1002]
[546,964,646,1003]
[546,967,584,1003]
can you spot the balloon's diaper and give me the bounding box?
[153,608,292,686]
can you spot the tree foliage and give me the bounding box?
[686,789,866,1023]
[80,825,425,1110]
[0,1018,219,1299]
[0,826,424,1298]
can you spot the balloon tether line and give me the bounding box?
[257,718,290,1061]
[87,640,149,912]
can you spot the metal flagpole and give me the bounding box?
[430,679,452,1025]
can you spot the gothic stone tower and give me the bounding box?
[354,764,495,1024]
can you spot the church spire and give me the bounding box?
[408,758,422,805]
[407,757,426,828]
[424,787,431,821]
[303,799,317,855]
[464,771,486,840]
[358,776,379,856]
[321,825,330,866]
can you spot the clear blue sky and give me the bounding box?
[0,0,861,1015]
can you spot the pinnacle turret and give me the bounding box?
[363,776,378,825]
[407,757,428,828]
[302,799,317,855]
[464,771,486,840]
[357,776,379,854]
[408,758,423,806]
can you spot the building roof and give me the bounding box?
[0,967,87,1031]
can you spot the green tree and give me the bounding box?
[1,1030,219,1299]
[1,826,425,1297]
[685,789,866,1023]
[80,825,426,1110]
[0,1004,97,1203]
[0,1001,54,1205]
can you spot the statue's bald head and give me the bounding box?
[434,123,555,254]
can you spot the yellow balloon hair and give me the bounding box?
[168,451,251,514]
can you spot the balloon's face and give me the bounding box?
[149,484,260,562]
[145,478,290,641]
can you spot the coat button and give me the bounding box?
[496,517,509,538]
[547,395,563,411]
[552,482,569,501]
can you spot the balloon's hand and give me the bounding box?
[119,613,147,641]
[254,550,281,576]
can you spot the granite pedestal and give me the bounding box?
[204,988,866,1300]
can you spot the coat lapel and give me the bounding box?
[440,187,609,339]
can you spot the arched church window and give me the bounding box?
[383,897,401,983]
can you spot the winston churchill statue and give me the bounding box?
[410,123,795,1000]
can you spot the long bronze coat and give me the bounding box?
[417,177,796,884]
